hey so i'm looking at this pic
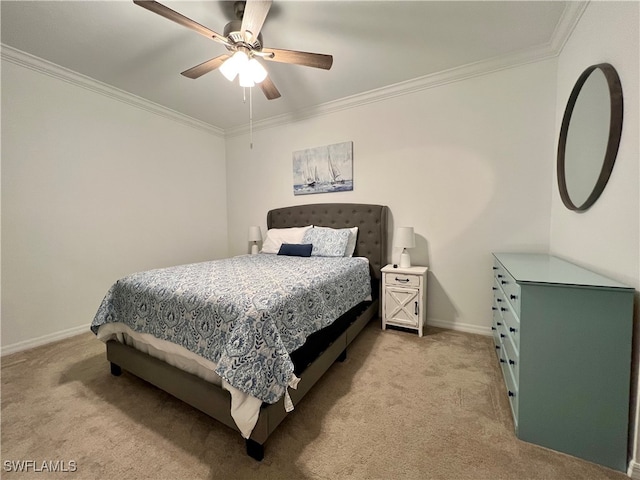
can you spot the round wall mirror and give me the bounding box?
[557,63,623,212]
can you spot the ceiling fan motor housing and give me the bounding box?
[223,19,263,51]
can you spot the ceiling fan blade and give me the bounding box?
[133,1,228,44]
[241,0,272,44]
[181,54,231,79]
[259,76,281,100]
[261,48,333,70]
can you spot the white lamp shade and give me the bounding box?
[394,227,416,249]
[248,226,262,242]
[239,69,255,87]
[220,51,249,82]
[247,58,268,83]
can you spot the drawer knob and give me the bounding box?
[500,358,505,363]
[501,280,507,285]
[492,267,498,270]
[500,307,507,312]
[509,327,516,333]
[491,327,496,331]
[510,294,517,300]
[497,322,502,326]
[492,287,497,291]
[492,307,497,311]
[509,359,515,366]
[495,345,500,350]
[508,390,515,397]
[500,334,505,338]
[497,274,503,278]
[496,298,503,302]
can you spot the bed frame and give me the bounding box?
[105,203,388,460]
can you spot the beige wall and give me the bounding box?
[225,59,557,335]
[1,58,228,352]
[550,1,640,474]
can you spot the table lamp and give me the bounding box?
[395,227,415,268]
[248,226,262,255]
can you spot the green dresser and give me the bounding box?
[491,253,634,471]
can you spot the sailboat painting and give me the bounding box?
[293,141,354,195]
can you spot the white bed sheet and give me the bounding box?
[97,322,270,438]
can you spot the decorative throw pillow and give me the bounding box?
[261,226,313,254]
[302,227,351,257]
[277,243,313,257]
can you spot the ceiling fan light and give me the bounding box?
[247,58,268,83]
[219,50,248,82]
[239,69,255,88]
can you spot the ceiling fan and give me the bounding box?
[133,0,334,100]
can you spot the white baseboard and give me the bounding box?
[1,318,491,356]
[628,460,639,479]
[427,317,492,337]
[1,324,91,357]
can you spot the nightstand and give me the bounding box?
[381,264,428,337]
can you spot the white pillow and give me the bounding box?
[261,225,313,254]
[344,227,359,257]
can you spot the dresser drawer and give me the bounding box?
[493,258,521,317]
[501,300,520,352]
[503,361,519,425]
[492,299,501,341]
[384,272,421,288]
[503,334,519,386]
[499,347,519,424]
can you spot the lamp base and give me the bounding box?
[251,244,259,255]
[399,251,411,268]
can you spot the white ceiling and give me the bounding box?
[1,1,577,131]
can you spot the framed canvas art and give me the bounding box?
[293,141,353,195]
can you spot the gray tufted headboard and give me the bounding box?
[266,203,388,282]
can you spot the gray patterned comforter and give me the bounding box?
[91,254,371,404]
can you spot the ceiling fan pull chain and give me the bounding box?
[249,86,254,149]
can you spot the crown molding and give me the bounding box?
[225,1,589,138]
[1,44,225,137]
[2,1,587,140]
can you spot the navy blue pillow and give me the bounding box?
[277,243,313,257]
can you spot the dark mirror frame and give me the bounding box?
[557,63,624,212]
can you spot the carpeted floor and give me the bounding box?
[1,320,629,480]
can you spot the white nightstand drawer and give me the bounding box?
[384,273,421,287]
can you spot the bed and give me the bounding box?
[91,203,388,460]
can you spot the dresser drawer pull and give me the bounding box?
[510,294,517,300]
[501,280,508,285]
[508,390,515,397]
[492,307,497,311]
[496,298,503,302]
[492,287,497,291]
[492,267,498,270]
[395,277,410,283]
[508,359,515,366]
[497,274,504,278]
[497,322,502,326]
[500,359,505,363]
[492,327,496,331]
[509,327,516,333]
[500,334,505,338]
[495,345,500,350]
[500,307,507,312]
[414,301,418,315]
